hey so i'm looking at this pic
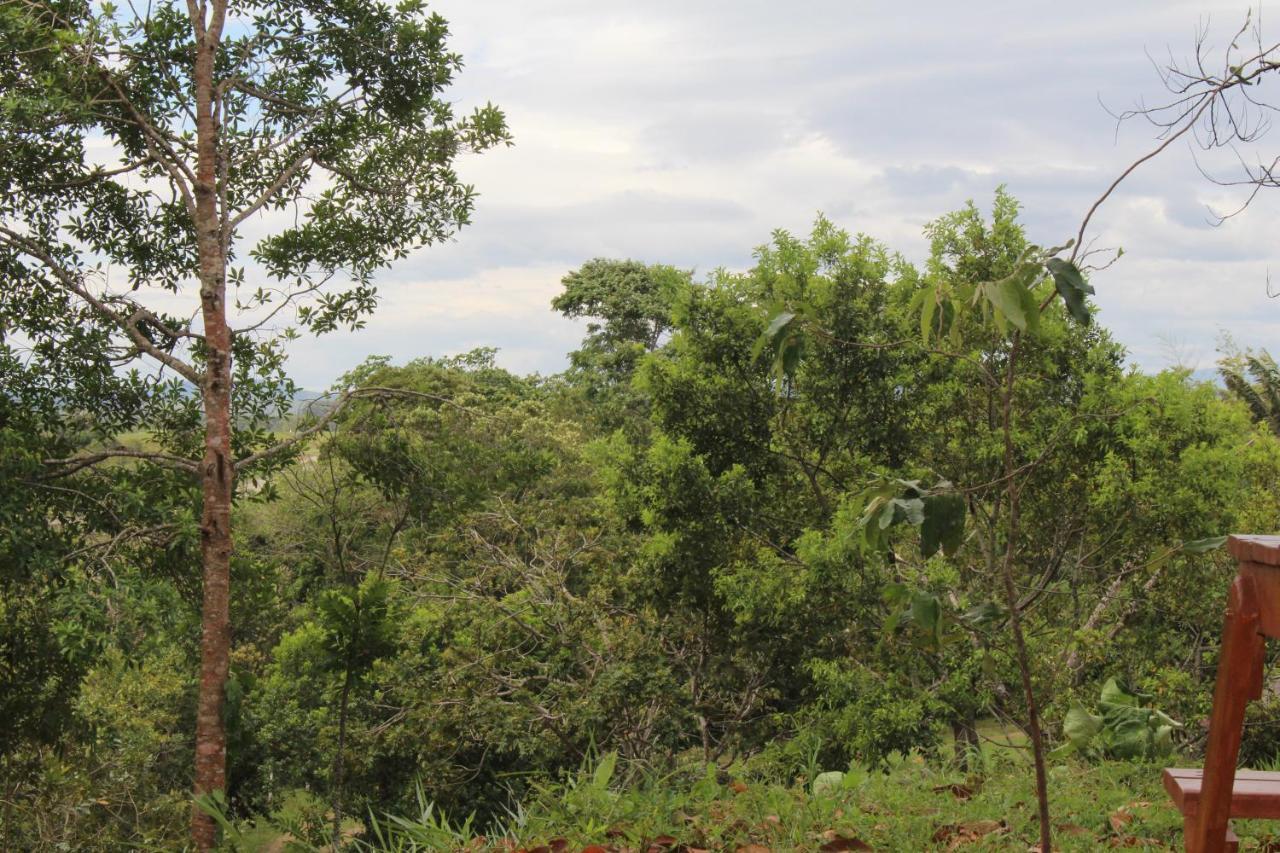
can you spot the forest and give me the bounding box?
[4,1,1280,851]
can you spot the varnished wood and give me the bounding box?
[1227,534,1280,568]
[1190,575,1264,853]
[1182,817,1238,853]
[1168,536,1280,852]
[1239,561,1280,637]
[1165,768,1280,819]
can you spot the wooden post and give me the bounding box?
[1190,574,1264,853]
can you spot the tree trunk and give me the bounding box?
[190,3,232,850]
[999,336,1052,852]
[332,669,354,850]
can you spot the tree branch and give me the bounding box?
[0,225,203,384]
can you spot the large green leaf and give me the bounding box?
[1183,535,1228,553]
[751,311,797,361]
[983,277,1028,331]
[1099,677,1141,710]
[921,492,966,557]
[1108,717,1153,759]
[1046,258,1094,326]
[592,750,618,791]
[1063,704,1104,748]
[919,283,938,343]
[763,310,796,339]
[892,497,925,526]
[909,591,943,648]
[812,770,845,796]
[1015,271,1041,334]
[960,602,1003,626]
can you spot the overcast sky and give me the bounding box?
[283,0,1280,387]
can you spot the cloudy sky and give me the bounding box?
[283,0,1280,387]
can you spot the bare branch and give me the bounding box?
[1076,11,1279,250]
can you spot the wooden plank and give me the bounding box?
[1191,574,1265,853]
[1227,535,1280,567]
[1241,562,1280,638]
[1166,768,1280,819]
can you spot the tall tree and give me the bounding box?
[0,1,508,847]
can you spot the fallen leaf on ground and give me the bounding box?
[932,783,976,800]
[817,830,873,851]
[1054,823,1091,837]
[931,819,1009,850]
[1108,807,1133,833]
[1108,837,1163,848]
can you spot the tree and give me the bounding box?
[1219,344,1280,436]
[755,191,1113,851]
[552,259,689,432]
[0,1,508,847]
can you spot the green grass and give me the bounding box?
[353,753,1226,852]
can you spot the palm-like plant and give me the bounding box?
[1220,348,1280,436]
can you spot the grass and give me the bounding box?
[208,721,1276,850]
[355,752,1222,852]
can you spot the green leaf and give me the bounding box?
[892,497,925,526]
[960,602,1003,626]
[812,770,845,796]
[750,310,796,361]
[919,283,938,344]
[983,277,1029,331]
[1099,677,1141,709]
[920,492,966,557]
[876,498,897,530]
[1183,535,1228,553]
[1108,717,1153,759]
[909,591,941,641]
[1015,271,1041,334]
[592,750,618,791]
[780,336,804,379]
[1046,257,1093,326]
[764,310,797,339]
[1063,704,1104,747]
[881,583,911,606]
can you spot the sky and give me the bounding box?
[281,0,1280,388]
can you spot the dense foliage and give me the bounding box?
[4,194,1280,850]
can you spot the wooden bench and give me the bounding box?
[1163,768,1280,850]
[1164,535,1280,852]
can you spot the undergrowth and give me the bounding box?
[208,745,1280,851]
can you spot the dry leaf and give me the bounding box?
[1108,807,1133,833]
[932,819,1009,850]
[1054,823,1091,837]
[817,830,873,851]
[1108,836,1163,848]
[931,783,976,800]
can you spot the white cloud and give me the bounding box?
[266,0,1280,384]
